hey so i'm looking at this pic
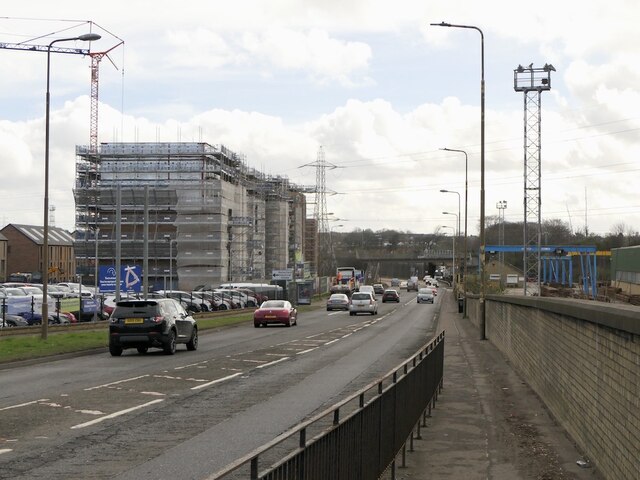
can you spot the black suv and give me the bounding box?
[109,298,198,356]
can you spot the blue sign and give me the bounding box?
[99,265,142,293]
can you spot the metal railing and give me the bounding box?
[207,332,445,480]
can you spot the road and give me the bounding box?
[0,289,441,480]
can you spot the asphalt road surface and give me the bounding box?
[0,289,440,480]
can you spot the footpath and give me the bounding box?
[398,289,604,480]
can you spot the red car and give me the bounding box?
[254,300,298,328]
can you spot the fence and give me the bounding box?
[207,332,445,480]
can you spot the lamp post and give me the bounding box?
[496,200,507,286]
[431,22,485,337]
[442,225,456,289]
[441,148,468,316]
[443,211,459,284]
[93,226,100,322]
[41,32,101,340]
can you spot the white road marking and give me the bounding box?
[70,399,165,429]
[0,399,49,411]
[265,353,289,357]
[296,348,316,355]
[75,409,104,415]
[140,391,166,396]
[341,333,352,339]
[324,339,339,346]
[174,360,209,370]
[191,372,243,390]
[84,375,149,391]
[256,357,289,369]
[0,449,13,455]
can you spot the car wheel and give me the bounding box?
[254,323,260,328]
[286,317,292,327]
[137,347,148,354]
[219,304,227,310]
[163,330,177,355]
[186,328,198,351]
[109,344,123,357]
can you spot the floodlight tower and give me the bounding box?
[514,63,555,295]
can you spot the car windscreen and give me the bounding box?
[261,301,286,308]
[418,289,432,294]
[112,301,160,317]
[351,293,371,300]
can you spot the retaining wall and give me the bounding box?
[466,294,639,480]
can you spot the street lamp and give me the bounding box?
[440,191,461,237]
[41,32,101,340]
[431,21,485,338]
[443,211,459,284]
[440,148,468,316]
[441,225,456,289]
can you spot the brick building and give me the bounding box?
[0,224,76,283]
[0,232,7,282]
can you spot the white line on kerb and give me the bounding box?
[70,399,165,429]
[257,357,289,369]
[191,372,243,390]
[84,375,150,391]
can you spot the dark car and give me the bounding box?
[373,284,385,295]
[254,300,297,327]
[382,289,400,303]
[108,298,198,356]
[326,293,349,311]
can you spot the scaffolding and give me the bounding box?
[74,142,308,291]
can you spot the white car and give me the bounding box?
[358,285,375,296]
[349,292,378,316]
[417,288,434,304]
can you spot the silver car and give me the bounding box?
[349,292,378,316]
[417,288,434,304]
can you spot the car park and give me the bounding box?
[108,298,198,356]
[349,292,378,316]
[373,284,385,295]
[417,288,434,304]
[326,293,350,311]
[382,289,400,303]
[254,300,297,327]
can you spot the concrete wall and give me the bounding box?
[465,294,639,480]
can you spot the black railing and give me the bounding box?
[207,332,445,480]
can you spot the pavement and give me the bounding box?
[396,288,604,480]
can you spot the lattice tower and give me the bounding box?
[514,64,555,295]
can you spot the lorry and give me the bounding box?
[331,266,360,295]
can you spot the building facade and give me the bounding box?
[0,224,76,283]
[74,142,309,291]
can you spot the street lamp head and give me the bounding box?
[440,189,448,193]
[78,33,101,42]
[430,21,451,27]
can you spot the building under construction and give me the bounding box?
[74,142,311,291]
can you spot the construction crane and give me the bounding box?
[0,22,123,151]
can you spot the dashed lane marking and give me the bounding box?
[191,372,243,391]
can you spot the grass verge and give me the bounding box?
[0,312,254,365]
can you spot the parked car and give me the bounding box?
[254,300,297,327]
[0,314,29,327]
[373,284,385,295]
[108,298,198,356]
[326,293,350,311]
[155,290,203,313]
[349,292,378,316]
[417,288,434,304]
[382,289,400,303]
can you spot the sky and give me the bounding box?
[1,1,639,239]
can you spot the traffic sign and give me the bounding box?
[271,269,293,281]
